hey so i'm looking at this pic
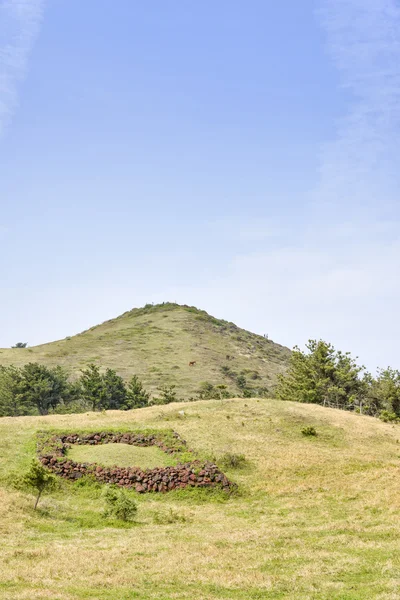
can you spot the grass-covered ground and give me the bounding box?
[67,443,178,469]
[0,397,399,599]
[0,303,290,397]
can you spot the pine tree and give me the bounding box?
[79,364,108,411]
[126,375,150,409]
[103,368,128,410]
[276,340,365,409]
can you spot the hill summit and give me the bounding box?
[0,303,290,397]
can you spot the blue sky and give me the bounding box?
[1,0,399,371]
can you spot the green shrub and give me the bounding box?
[219,452,247,470]
[153,508,189,524]
[215,384,231,399]
[379,410,399,423]
[301,426,317,437]
[221,365,233,376]
[151,384,179,405]
[250,371,261,380]
[103,487,138,522]
[236,374,247,389]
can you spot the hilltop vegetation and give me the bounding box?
[276,340,400,422]
[0,303,290,398]
[0,398,399,599]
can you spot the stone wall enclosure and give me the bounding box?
[37,430,235,494]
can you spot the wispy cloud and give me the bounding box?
[0,0,45,137]
[315,0,400,217]
[209,217,288,243]
[181,0,400,370]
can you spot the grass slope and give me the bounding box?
[0,303,290,397]
[0,398,399,599]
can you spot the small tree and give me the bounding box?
[150,384,179,405]
[126,375,150,409]
[215,384,231,399]
[158,384,178,404]
[23,460,56,509]
[197,381,216,400]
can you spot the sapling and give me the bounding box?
[23,460,56,509]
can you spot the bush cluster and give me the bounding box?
[103,486,138,522]
[301,426,317,437]
[194,379,267,400]
[218,452,248,470]
[276,340,400,421]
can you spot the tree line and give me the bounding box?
[1,340,399,421]
[0,363,177,417]
[276,340,400,422]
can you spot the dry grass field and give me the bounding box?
[0,397,399,599]
[0,303,290,398]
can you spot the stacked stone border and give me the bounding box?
[37,429,235,494]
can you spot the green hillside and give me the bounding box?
[0,303,290,398]
[1,398,399,599]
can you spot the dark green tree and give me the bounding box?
[0,365,28,416]
[79,364,108,411]
[103,368,128,410]
[79,365,129,411]
[126,375,150,409]
[367,368,400,418]
[276,340,365,409]
[17,363,75,415]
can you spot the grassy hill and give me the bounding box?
[0,303,290,398]
[0,398,399,599]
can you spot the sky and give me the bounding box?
[0,0,399,371]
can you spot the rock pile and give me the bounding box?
[58,431,185,454]
[39,457,233,493]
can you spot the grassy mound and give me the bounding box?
[0,397,399,599]
[0,303,290,397]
